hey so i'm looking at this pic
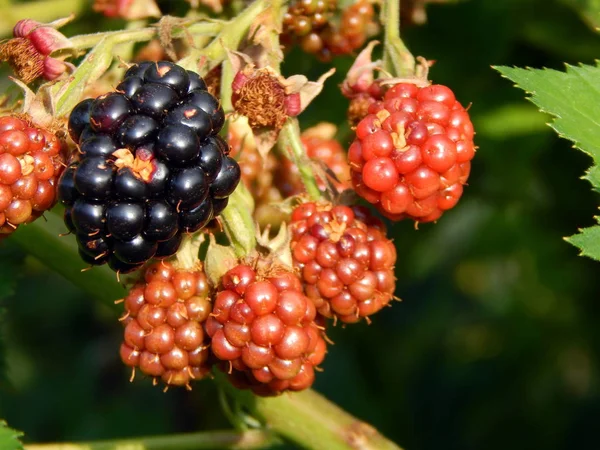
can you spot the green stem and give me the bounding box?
[220,183,257,258]
[65,21,224,53]
[23,429,278,450]
[198,0,268,71]
[217,373,402,450]
[381,0,415,76]
[9,210,125,307]
[277,119,321,201]
[0,0,86,36]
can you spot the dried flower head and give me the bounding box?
[0,19,73,84]
[231,66,300,130]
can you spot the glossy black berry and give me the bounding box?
[212,197,229,215]
[73,157,115,200]
[180,198,213,233]
[198,137,224,183]
[68,98,93,142]
[113,168,149,200]
[187,71,207,92]
[125,61,153,79]
[58,164,78,206]
[130,83,178,119]
[113,234,158,264]
[164,104,212,138]
[108,254,143,273]
[76,233,111,259]
[71,199,105,235]
[210,156,241,199]
[155,124,200,166]
[79,135,117,158]
[167,167,207,210]
[79,247,108,266]
[64,207,75,233]
[146,160,169,196]
[115,115,159,148]
[155,233,182,258]
[90,93,132,133]
[185,90,225,133]
[117,76,144,98]
[144,200,178,241]
[144,61,190,97]
[106,202,145,241]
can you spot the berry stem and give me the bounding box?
[278,119,322,201]
[63,21,224,53]
[217,372,403,450]
[219,182,257,258]
[381,0,416,77]
[175,234,204,271]
[9,210,126,306]
[22,429,278,450]
[0,0,86,36]
[197,0,269,71]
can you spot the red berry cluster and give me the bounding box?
[282,0,377,61]
[120,261,212,389]
[0,116,65,238]
[205,264,327,396]
[290,201,396,323]
[275,132,351,197]
[349,83,475,223]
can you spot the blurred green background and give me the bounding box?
[3,0,600,449]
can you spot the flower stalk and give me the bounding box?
[381,0,415,76]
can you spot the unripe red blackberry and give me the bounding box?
[206,264,327,395]
[0,116,67,238]
[350,83,475,223]
[290,201,396,323]
[119,260,213,389]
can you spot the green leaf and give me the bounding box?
[565,219,600,261]
[0,420,24,450]
[495,63,600,259]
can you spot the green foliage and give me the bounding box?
[496,63,600,260]
[0,420,24,450]
[0,246,22,389]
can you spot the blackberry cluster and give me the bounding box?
[350,83,474,223]
[290,201,396,323]
[205,264,327,396]
[120,261,213,388]
[0,116,66,238]
[58,61,240,273]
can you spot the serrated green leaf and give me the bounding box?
[565,220,600,261]
[496,64,600,186]
[495,63,600,259]
[0,420,24,450]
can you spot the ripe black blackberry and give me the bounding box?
[59,61,240,273]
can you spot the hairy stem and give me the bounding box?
[24,429,278,450]
[381,0,415,76]
[199,0,269,70]
[0,0,86,36]
[217,373,403,450]
[277,119,321,201]
[9,210,125,306]
[64,21,224,53]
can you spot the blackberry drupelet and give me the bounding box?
[59,61,240,273]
